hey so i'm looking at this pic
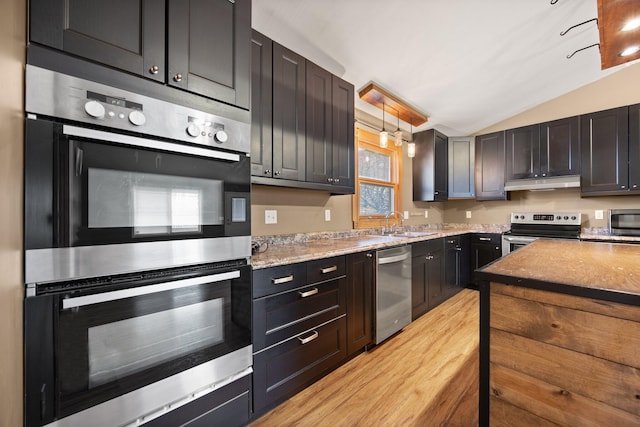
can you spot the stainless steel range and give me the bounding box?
[502,212,582,256]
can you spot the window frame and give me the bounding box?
[352,127,403,229]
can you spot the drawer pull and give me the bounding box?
[320,266,338,274]
[272,275,294,285]
[298,330,319,345]
[479,237,491,241]
[298,288,319,298]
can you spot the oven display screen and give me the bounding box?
[533,214,555,221]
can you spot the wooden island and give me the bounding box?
[476,239,640,426]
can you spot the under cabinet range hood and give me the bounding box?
[504,175,581,191]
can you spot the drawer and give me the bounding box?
[253,316,347,413]
[307,256,346,284]
[412,238,442,257]
[253,263,306,298]
[471,233,501,245]
[253,276,347,351]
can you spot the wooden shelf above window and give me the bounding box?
[598,0,640,69]
[358,83,428,127]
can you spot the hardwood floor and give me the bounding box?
[250,289,479,427]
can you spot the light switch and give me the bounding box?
[466,211,472,219]
[325,209,331,221]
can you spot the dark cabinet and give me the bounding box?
[629,103,640,192]
[506,124,540,180]
[540,116,580,177]
[475,131,507,200]
[251,34,355,194]
[271,42,307,181]
[506,118,580,181]
[581,106,630,195]
[444,234,471,295]
[448,136,475,199]
[470,233,502,285]
[252,257,348,415]
[30,0,251,109]
[346,252,373,356]
[413,129,448,201]
[250,30,273,177]
[411,239,445,320]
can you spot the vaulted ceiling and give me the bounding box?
[252,0,637,136]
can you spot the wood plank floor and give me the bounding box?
[250,289,480,427]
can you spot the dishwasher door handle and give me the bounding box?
[378,253,410,265]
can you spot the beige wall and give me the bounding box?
[255,61,640,235]
[0,0,24,425]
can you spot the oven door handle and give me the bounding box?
[63,125,241,162]
[62,270,241,309]
[503,236,539,244]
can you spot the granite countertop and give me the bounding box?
[477,239,640,298]
[251,225,507,269]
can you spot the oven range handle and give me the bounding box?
[502,235,539,244]
[63,125,241,162]
[62,270,241,310]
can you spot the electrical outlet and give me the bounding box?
[325,209,331,221]
[403,211,409,220]
[424,210,429,219]
[595,210,604,220]
[466,211,472,219]
[265,210,277,224]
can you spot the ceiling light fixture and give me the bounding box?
[619,45,640,56]
[621,17,640,31]
[407,120,416,158]
[394,109,403,147]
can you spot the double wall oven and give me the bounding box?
[24,65,252,426]
[502,212,582,256]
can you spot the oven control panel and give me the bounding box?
[510,212,582,226]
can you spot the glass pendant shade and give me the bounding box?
[407,142,416,158]
[394,130,403,146]
[379,131,389,148]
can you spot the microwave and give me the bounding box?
[609,209,640,236]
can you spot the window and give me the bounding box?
[353,128,403,229]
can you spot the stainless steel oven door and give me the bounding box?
[24,263,251,427]
[502,235,539,256]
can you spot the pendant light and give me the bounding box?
[379,102,388,148]
[394,109,403,147]
[407,120,416,158]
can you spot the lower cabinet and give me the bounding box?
[470,233,502,286]
[145,375,251,427]
[444,234,471,294]
[411,239,445,320]
[346,251,374,356]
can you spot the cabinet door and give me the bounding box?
[413,129,448,201]
[434,131,449,199]
[540,116,580,177]
[506,125,540,180]
[581,107,629,194]
[448,137,475,198]
[426,244,445,309]
[30,0,165,82]
[167,0,250,109]
[331,76,355,192]
[306,62,333,185]
[411,248,428,320]
[629,104,640,192]
[250,30,273,177]
[272,43,306,181]
[475,131,507,200]
[346,252,373,356]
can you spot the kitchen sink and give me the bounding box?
[377,231,439,238]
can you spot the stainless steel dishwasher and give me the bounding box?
[375,245,412,344]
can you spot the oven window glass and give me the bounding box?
[87,298,224,387]
[88,168,223,235]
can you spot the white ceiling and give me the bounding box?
[252,0,635,136]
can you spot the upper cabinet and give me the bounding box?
[448,137,475,199]
[475,131,507,200]
[505,124,540,180]
[30,0,251,110]
[629,103,640,192]
[580,106,633,195]
[413,129,448,201]
[250,31,355,194]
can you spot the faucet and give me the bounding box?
[385,211,405,234]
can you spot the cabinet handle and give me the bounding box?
[426,255,434,260]
[434,191,439,195]
[633,184,638,189]
[272,275,294,285]
[542,173,547,177]
[149,65,159,75]
[366,253,373,258]
[298,288,319,298]
[328,178,334,183]
[298,330,318,345]
[455,247,462,251]
[274,171,281,176]
[173,73,183,82]
[534,174,538,178]
[621,185,626,189]
[334,178,340,183]
[479,237,491,241]
[495,246,500,250]
[321,265,338,274]
[264,169,271,175]
[447,240,455,244]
